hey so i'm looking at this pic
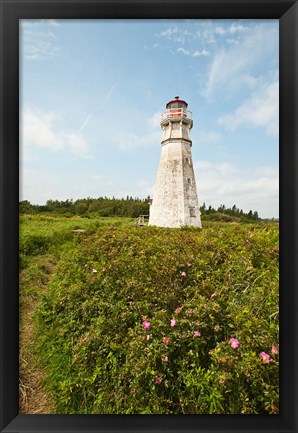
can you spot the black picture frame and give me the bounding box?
[0,0,297,432]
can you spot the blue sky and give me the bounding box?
[20,19,279,218]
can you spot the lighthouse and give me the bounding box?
[148,97,202,228]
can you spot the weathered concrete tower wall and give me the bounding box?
[149,97,202,228]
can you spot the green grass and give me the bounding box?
[20,217,279,415]
[19,214,133,268]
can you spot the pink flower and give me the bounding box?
[229,338,239,349]
[186,262,192,267]
[142,321,151,330]
[163,336,169,346]
[170,319,176,327]
[161,355,168,363]
[181,271,187,276]
[194,331,201,337]
[175,307,183,313]
[260,352,270,363]
[155,376,163,384]
[272,346,279,355]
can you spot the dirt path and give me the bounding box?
[19,304,53,413]
[19,255,57,414]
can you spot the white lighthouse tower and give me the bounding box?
[148,96,202,228]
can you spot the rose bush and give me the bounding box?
[34,222,279,414]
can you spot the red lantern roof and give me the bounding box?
[166,96,188,109]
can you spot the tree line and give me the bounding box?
[19,197,260,221]
[19,196,150,218]
[200,202,260,221]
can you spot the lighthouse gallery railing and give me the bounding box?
[161,108,192,122]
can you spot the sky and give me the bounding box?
[20,19,279,218]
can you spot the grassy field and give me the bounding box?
[19,214,279,414]
[19,214,133,412]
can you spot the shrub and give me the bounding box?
[34,223,279,414]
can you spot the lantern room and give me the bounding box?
[166,96,188,110]
[161,96,193,127]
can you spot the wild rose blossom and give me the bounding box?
[194,331,201,337]
[142,321,151,330]
[181,271,187,276]
[186,262,192,267]
[175,307,183,313]
[155,376,163,384]
[170,319,176,327]
[161,355,169,363]
[229,338,239,349]
[272,346,279,355]
[260,352,270,363]
[163,336,169,346]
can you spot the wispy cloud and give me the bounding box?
[217,81,279,136]
[22,19,60,27]
[214,23,249,36]
[78,83,118,133]
[203,24,278,100]
[21,107,90,158]
[177,47,209,57]
[21,20,60,60]
[158,26,193,44]
[79,109,99,133]
[195,160,279,218]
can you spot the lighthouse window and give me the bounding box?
[190,208,196,217]
[187,177,192,184]
[185,157,191,164]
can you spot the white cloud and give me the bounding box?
[157,26,195,45]
[148,111,162,129]
[21,19,60,27]
[20,169,100,204]
[217,81,279,136]
[226,38,239,45]
[21,20,60,60]
[116,130,161,151]
[177,47,209,57]
[20,169,60,203]
[215,23,249,36]
[159,27,178,38]
[203,24,278,100]
[194,160,279,218]
[21,107,90,158]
